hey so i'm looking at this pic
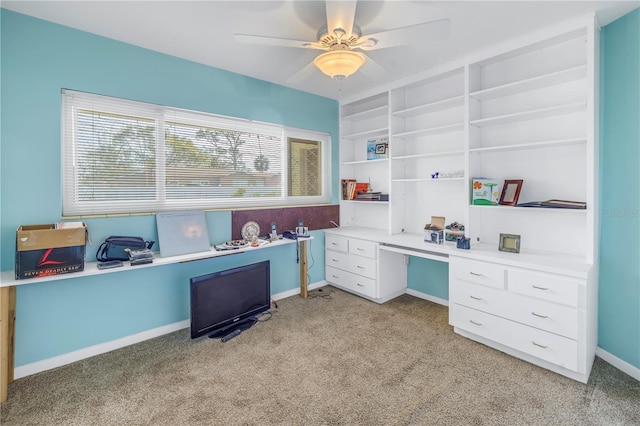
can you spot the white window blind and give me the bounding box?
[62,90,330,216]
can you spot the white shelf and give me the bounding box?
[342,105,388,122]
[342,158,389,166]
[342,127,389,140]
[392,123,464,138]
[470,65,587,101]
[1,238,300,288]
[469,101,586,127]
[469,205,587,213]
[392,177,464,183]
[392,95,465,118]
[469,137,587,153]
[341,200,389,205]
[392,150,464,161]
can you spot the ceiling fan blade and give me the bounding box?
[286,61,319,85]
[235,34,325,50]
[357,18,451,51]
[325,0,357,38]
[358,53,392,80]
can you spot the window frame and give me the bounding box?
[61,90,332,216]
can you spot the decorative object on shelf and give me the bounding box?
[431,172,440,179]
[498,233,521,253]
[498,179,524,206]
[341,178,356,200]
[445,222,465,241]
[241,221,260,241]
[472,178,500,205]
[456,236,471,249]
[367,137,388,160]
[541,199,587,209]
[424,216,446,244]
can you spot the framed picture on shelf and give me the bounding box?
[498,233,521,253]
[375,143,386,155]
[499,179,523,206]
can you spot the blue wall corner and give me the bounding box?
[599,7,640,370]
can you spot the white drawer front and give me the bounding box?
[452,282,578,339]
[349,239,377,259]
[452,258,505,289]
[326,266,376,298]
[509,270,580,307]
[325,234,349,253]
[451,305,578,372]
[345,256,377,279]
[325,250,350,271]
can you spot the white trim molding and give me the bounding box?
[14,281,328,379]
[596,347,640,382]
[405,288,449,307]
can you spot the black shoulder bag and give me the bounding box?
[96,236,155,262]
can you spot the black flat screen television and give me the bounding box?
[190,260,270,339]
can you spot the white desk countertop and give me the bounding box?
[1,237,303,288]
[324,226,592,279]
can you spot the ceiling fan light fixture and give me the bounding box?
[313,50,365,80]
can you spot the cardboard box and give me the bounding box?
[472,178,501,205]
[424,216,446,244]
[16,223,87,279]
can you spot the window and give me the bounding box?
[61,90,331,216]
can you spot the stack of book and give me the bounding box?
[341,179,370,200]
[355,191,383,201]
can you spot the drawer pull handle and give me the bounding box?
[357,265,365,269]
[332,275,339,279]
[469,272,484,277]
[356,247,365,251]
[331,242,338,245]
[469,320,482,326]
[470,295,483,301]
[532,341,548,349]
[532,312,548,319]
[532,285,549,291]
[356,283,365,287]
[332,259,339,262]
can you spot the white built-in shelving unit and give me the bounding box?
[333,15,599,382]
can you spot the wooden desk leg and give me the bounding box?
[1,286,14,403]
[299,240,308,298]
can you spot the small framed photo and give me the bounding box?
[375,143,387,155]
[499,233,521,253]
[499,179,523,206]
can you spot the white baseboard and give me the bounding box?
[14,320,190,379]
[596,347,640,381]
[405,288,449,307]
[14,281,327,380]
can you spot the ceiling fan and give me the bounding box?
[235,1,450,81]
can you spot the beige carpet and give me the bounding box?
[1,286,638,425]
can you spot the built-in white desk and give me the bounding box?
[0,237,309,402]
[324,226,596,383]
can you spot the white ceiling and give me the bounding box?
[3,1,638,100]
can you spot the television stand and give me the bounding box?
[207,316,258,340]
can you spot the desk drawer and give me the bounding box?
[325,251,377,280]
[325,234,349,253]
[451,304,578,372]
[452,258,505,289]
[349,239,377,259]
[509,270,580,307]
[326,266,376,298]
[453,282,578,339]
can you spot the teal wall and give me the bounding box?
[599,8,640,370]
[407,257,449,301]
[0,10,337,366]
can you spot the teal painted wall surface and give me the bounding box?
[407,257,449,301]
[1,10,337,366]
[599,8,640,370]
